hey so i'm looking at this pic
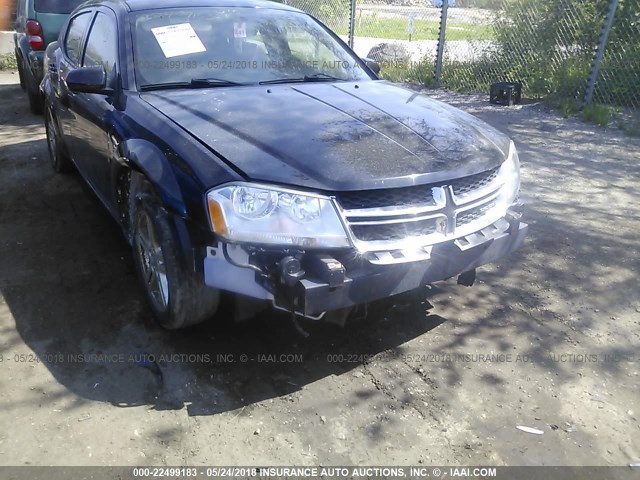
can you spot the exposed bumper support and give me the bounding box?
[203,217,528,317]
[297,221,527,315]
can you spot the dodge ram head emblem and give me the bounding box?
[436,217,448,235]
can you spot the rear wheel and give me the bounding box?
[130,176,220,329]
[45,105,74,173]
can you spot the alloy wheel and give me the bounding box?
[135,210,170,311]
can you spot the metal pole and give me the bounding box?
[434,0,449,85]
[348,0,357,49]
[584,0,619,106]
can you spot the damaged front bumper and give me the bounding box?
[203,214,528,318]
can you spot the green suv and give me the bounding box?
[13,0,85,113]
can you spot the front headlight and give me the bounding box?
[207,184,351,248]
[497,141,521,208]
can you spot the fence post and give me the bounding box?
[434,0,449,85]
[348,0,357,48]
[584,0,619,106]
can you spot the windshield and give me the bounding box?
[132,7,372,88]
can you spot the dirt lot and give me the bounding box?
[0,69,639,467]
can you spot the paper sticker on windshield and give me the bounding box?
[234,22,247,38]
[151,23,206,58]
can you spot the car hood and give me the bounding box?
[141,80,510,191]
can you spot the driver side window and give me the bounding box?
[83,12,118,86]
[64,12,91,65]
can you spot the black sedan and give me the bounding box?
[41,0,527,329]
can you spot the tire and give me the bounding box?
[45,104,74,173]
[27,70,43,115]
[17,55,26,90]
[130,176,220,329]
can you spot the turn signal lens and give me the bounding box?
[207,197,228,237]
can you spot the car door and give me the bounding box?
[69,9,119,206]
[56,10,92,153]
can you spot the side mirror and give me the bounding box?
[362,57,381,75]
[65,66,109,94]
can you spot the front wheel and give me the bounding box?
[45,105,74,173]
[130,178,220,329]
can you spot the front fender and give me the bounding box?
[118,139,188,218]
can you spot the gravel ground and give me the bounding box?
[0,69,639,467]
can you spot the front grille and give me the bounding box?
[337,166,503,250]
[337,184,434,210]
[336,167,499,210]
[456,200,498,227]
[450,167,500,197]
[351,219,438,242]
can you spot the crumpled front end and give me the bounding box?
[203,142,527,319]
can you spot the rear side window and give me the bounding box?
[34,0,85,14]
[83,13,118,85]
[64,12,91,65]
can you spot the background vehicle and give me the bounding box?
[13,0,84,113]
[41,0,526,330]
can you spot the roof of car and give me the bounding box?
[85,0,301,13]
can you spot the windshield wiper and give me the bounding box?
[259,73,346,85]
[140,78,245,91]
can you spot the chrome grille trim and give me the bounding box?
[339,201,441,219]
[456,200,498,227]
[452,178,504,205]
[333,166,507,258]
[350,218,440,242]
[347,212,446,226]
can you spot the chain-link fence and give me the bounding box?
[438,0,639,109]
[278,0,638,109]
[592,0,640,108]
[275,0,353,41]
[350,3,440,67]
[440,0,606,101]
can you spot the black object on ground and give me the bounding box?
[490,82,522,106]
